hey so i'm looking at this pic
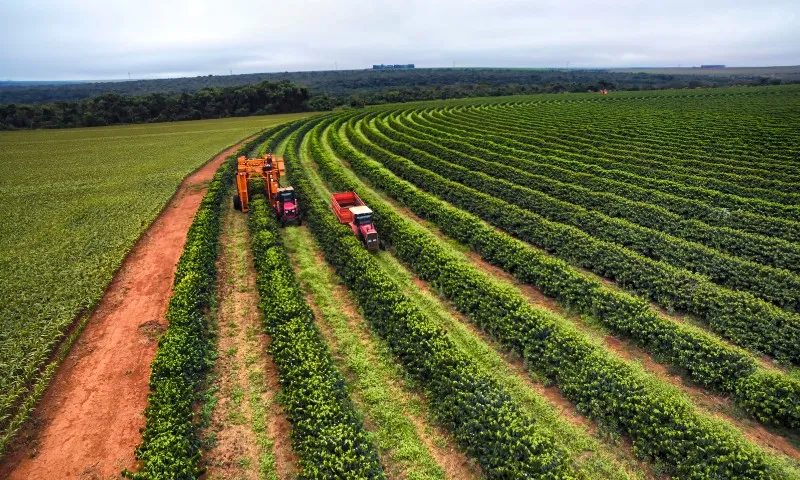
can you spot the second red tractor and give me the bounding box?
[331,191,383,251]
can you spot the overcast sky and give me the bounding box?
[0,0,798,80]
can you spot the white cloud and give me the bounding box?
[0,0,797,79]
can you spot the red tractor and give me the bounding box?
[275,186,301,226]
[331,192,383,251]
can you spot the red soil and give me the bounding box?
[0,140,250,480]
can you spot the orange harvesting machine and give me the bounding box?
[233,153,300,226]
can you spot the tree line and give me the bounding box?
[3,68,797,105]
[1,68,795,130]
[0,80,309,129]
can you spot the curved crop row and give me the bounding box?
[306,114,796,478]
[322,115,800,430]
[465,102,800,197]
[345,117,800,365]
[473,102,800,201]
[255,118,305,155]
[486,97,800,173]
[410,109,800,243]
[389,111,800,273]
[373,112,800,307]
[450,103,800,200]
[457,94,800,182]
[286,120,573,479]
[436,104,800,219]
[247,191,384,479]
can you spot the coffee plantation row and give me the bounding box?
[413,105,800,242]
[129,127,293,478]
[241,89,800,478]
[225,88,798,477]
[352,113,800,365]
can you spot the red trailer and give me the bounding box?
[331,192,382,251]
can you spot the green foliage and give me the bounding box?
[324,115,800,429]
[3,70,798,115]
[0,81,311,129]
[283,226,447,480]
[285,124,575,479]
[300,113,796,477]
[417,104,800,242]
[382,111,800,283]
[129,126,290,478]
[370,114,800,311]
[347,116,800,366]
[442,104,800,205]
[390,110,800,272]
[444,101,800,194]
[246,192,385,479]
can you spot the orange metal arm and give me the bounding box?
[234,154,288,213]
[236,171,249,212]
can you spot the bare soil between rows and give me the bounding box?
[200,201,298,479]
[0,140,250,480]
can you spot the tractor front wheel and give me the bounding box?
[233,195,242,211]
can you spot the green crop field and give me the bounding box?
[612,65,800,78]
[5,85,800,479]
[212,85,800,479]
[0,112,315,450]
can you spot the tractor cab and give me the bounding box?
[277,187,296,204]
[350,206,379,250]
[276,186,300,225]
[352,208,373,227]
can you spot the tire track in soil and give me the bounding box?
[0,139,252,480]
[201,200,298,480]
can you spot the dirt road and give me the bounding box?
[0,140,249,479]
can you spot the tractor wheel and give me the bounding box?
[379,239,387,250]
[296,218,302,226]
[233,195,242,211]
[280,219,286,228]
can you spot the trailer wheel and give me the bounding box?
[233,195,242,211]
